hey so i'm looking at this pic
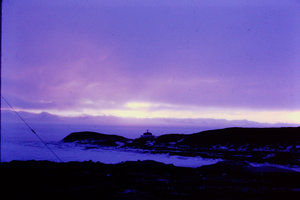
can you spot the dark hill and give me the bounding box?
[155,134,186,145]
[180,127,300,147]
[62,127,300,149]
[62,131,131,146]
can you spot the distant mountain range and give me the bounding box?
[1,110,298,128]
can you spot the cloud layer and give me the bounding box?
[2,0,300,123]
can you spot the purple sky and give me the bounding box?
[2,0,300,124]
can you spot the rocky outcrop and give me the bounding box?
[179,127,300,151]
[61,127,300,165]
[63,127,300,150]
[62,131,131,147]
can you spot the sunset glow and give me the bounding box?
[2,0,300,125]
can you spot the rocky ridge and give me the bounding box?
[62,127,300,166]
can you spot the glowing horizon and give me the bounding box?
[5,100,300,125]
[2,0,300,125]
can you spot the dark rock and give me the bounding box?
[199,160,254,174]
[2,160,300,199]
[155,134,186,145]
[61,127,300,166]
[129,137,156,149]
[180,127,300,148]
[62,131,131,146]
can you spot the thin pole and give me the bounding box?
[0,0,2,163]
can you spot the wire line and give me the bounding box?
[1,96,63,162]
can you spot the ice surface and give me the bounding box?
[1,122,222,167]
[2,122,300,172]
[250,162,300,173]
[1,140,222,167]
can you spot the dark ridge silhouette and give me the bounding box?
[63,127,300,148]
[62,131,131,146]
[155,134,186,145]
[61,127,300,165]
[180,127,300,146]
